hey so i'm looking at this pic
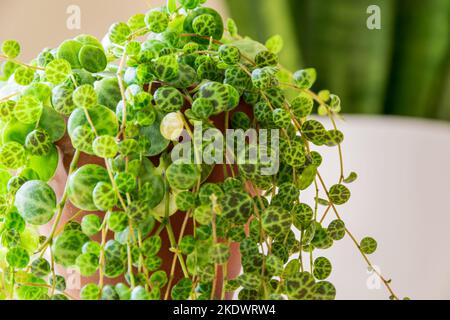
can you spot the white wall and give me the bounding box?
[307,116,450,299]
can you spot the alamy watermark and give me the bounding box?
[366,265,382,290]
[66,268,81,290]
[66,5,81,30]
[367,5,382,30]
[170,121,280,176]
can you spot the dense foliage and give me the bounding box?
[0,0,401,300]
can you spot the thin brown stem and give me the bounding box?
[164,211,191,300]
[179,33,223,45]
[16,282,78,300]
[0,92,19,102]
[0,54,45,71]
[316,172,399,300]
[97,223,109,292]
[116,53,128,139]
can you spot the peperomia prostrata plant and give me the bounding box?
[0,0,403,300]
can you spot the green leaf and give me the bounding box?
[220,191,254,225]
[14,66,35,85]
[210,243,230,264]
[81,214,102,237]
[39,106,66,142]
[311,223,333,249]
[93,135,118,159]
[291,93,314,118]
[167,0,177,13]
[193,205,213,225]
[130,286,149,300]
[343,172,358,184]
[149,270,168,288]
[227,18,238,37]
[297,165,317,190]
[16,276,47,300]
[293,68,317,89]
[76,253,99,276]
[45,59,72,85]
[0,100,16,123]
[360,237,377,255]
[166,161,200,191]
[313,257,332,280]
[266,255,284,276]
[323,130,344,147]
[95,77,122,111]
[285,272,316,300]
[14,96,43,124]
[6,247,30,268]
[316,197,329,206]
[171,278,192,300]
[73,84,98,109]
[2,40,21,59]
[80,283,100,300]
[328,184,351,205]
[93,182,117,211]
[0,169,12,195]
[14,180,56,225]
[237,273,261,290]
[312,281,336,300]
[139,111,170,157]
[329,94,341,113]
[265,35,284,54]
[57,40,83,69]
[30,257,50,277]
[292,203,313,230]
[327,219,346,241]
[262,206,292,239]
[28,145,59,181]
[68,106,119,139]
[67,165,110,211]
[0,142,26,169]
[142,236,162,257]
[79,45,107,73]
[302,120,327,146]
[183,7,224,44]
[108,22,131,45]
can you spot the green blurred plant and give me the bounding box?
[227,0,450,118]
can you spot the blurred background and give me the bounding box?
[0,0,224,60]
[227,0,450,120]
[1,0,450,300]
[1,0,448,119]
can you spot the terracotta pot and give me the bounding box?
[43,102,254,300]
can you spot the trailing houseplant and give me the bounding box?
[0,0,402,300]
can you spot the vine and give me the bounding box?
[0,0,406,300]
